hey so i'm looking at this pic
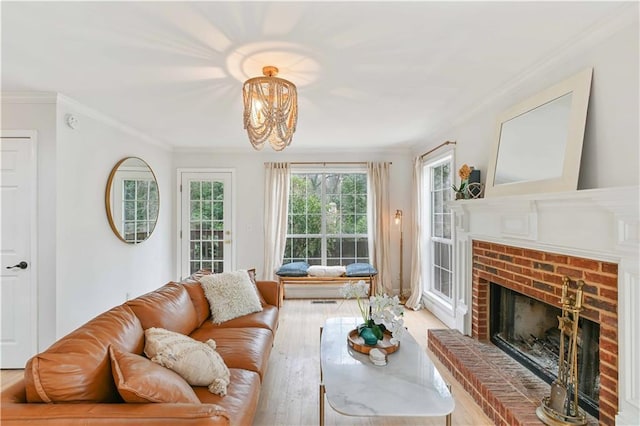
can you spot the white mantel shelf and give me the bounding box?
[448,186,639,425]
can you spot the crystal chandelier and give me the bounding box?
[243,66,298,151]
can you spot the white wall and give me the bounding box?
[172,150,413,292]
[414,18,639,190]
[1,98,58,350]
[2,95,175,344]
[54,97,174,337]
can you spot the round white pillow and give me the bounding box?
[144,327,230,396]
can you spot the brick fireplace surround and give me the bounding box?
[430,241,617,425]
[425,187,638,426]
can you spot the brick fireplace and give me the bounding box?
[473,241,617,423]
[427,187,638,425]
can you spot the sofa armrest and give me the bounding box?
[1,381,229,425]
[256,280,280,308]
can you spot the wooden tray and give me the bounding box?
[347,328,400,355]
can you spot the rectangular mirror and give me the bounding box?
[485,68,592,197]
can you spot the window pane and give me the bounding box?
[356,239,368,258]
[190,181,201,199]
[124,180,136,200]
[202,181,212,200]
[286,171,368,265]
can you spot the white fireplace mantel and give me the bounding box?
[449,186,639,425]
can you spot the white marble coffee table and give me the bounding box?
[319,317,454,425]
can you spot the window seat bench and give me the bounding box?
[277,275,375,304]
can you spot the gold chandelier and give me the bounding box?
[243,66,298,151]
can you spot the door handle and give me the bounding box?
[6,261,28,270]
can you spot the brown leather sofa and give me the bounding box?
[1,276,280,425]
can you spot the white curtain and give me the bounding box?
[367,162,392,295]
[262,162,290,280]
[406,156,424,310]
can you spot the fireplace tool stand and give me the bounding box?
[536,276,587,426]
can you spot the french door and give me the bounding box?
[178,170,234,279]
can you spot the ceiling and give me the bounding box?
[1,1,631,152]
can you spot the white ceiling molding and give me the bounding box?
[57,95,172,151]
[1,92,58,104]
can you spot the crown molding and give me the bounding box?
[418,2,639,147]
[56,94,172,151]
[1,91,58,103]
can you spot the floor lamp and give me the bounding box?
[394,209,405,303]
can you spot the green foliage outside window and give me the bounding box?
[284,172,369,265]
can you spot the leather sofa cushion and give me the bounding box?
[206,305,278,333]
[182,282,211,327]
[127,283,198,336]
[109,346,200,403]
[24,305,144,403]
[189,327,273,380]
[194,368,260,426]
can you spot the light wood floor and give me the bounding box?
[1,300,492,425]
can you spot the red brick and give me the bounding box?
[505,246,524,256]
[542,272,564,285]
[600,325,617,341]
[600,287,617,301]
[600,312,618,328]
[568,257,601,271]
[490,244,507,253]
[555,266,584,279]
[600,336,618,355]
[514,257,533,267]
[600,349,617,365]
[544,253,568,264]
[506,264,523,274]
[584,272,617,288]
[523,249,545,260]
[601,262,618,274]
[513,274,532,286]
[475,241,491,249]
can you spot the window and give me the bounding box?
[121,178,158,243]
[430,159,453,300]
[422,155,454,303]
[284,171,368,265]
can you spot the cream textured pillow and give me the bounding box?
[143,327,230,396]
[307,265,346,277]
[199,270,263,324]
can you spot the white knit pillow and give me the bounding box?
[143,327,230,396]
[200,270,263,324]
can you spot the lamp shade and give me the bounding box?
[242,66,298,151]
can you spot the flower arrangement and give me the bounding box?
[340,280,405,345]
[452,163,472,199]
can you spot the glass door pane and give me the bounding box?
[180,172,232,278]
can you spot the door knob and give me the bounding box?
[6,261,28,270]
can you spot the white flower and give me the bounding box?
[341,281,405,342]
[340,280,369,299]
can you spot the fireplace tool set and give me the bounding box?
[536,276,587,426]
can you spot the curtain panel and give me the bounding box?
[406,156,424,310]
[262,162,290,280]
[366,162,392,295]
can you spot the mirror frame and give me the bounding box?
[105,157,160,244]
[485,68,593,197]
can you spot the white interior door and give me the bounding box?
[1,131,37,368]
[179,170,233,279]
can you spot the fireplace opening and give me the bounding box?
[490,283,600,418]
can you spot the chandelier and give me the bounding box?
[242,66,298,151]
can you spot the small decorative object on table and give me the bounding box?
[368,348,387,366]
[340,280,404,355]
